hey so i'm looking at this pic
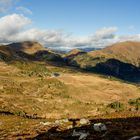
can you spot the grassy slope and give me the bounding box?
[0,61,140,139]
[0,41,63,63]
[0,41,140,139]
[0,61,140,119]
[68,41,140,68]
[0,62,140,140]
[66,41,140,83]
[88,41,140,67]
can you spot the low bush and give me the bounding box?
[128,97,140,110]
[107,101,125,111]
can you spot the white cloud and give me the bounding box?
[95,27,118,39]
[0,14,140,50]
[16,6,32,15]
[0,14,31,43]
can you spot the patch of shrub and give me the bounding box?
[128,98,140,110]
[14,61,50,77]
[13,110,27,117]
[107,101,125,111]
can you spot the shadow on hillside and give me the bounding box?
[31,116,140,140]
[0,48,65,64]
[1,48,140,83]
[68,58,140,83]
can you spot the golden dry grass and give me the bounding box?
[58,73,140,104]
[0,61,140,119]
[88,41,140,66]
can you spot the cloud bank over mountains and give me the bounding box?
[0,13,140,50]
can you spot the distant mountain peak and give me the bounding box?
[7,41,47,54]
[65,48,86,58]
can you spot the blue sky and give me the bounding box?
[13,0,140,36]
[0,0,140,50]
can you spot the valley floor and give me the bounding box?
[0,61,140,139]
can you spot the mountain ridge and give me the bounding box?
[1,40,140,81]
[0,41,63,62]
[88,41,140,67]
[66,41,140,82]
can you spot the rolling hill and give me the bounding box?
[66,41,140,81]
[0,41,63,62]
[0,41,140,139]
[1,41,140,81]
[89,41,140,67]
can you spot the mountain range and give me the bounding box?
[1,41,140,82]
[0,40,140,139]
[65,41,140,82]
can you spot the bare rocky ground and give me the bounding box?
[0,112,140,140]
